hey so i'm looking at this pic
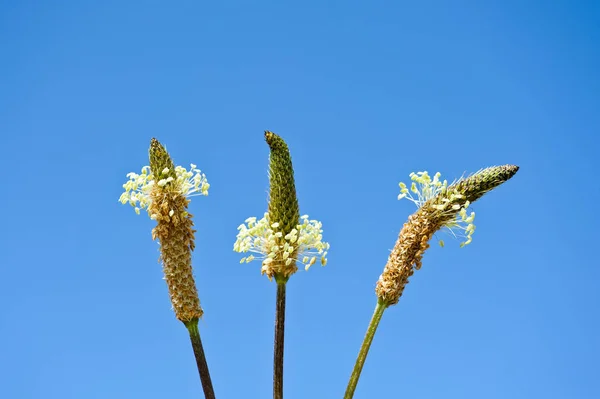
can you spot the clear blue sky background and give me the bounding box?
[1,1,598,398]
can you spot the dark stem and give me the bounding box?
[343,299,387,399]
[185,320,216,399]
[273,278,287,399]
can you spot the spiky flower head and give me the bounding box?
[233,131,329,281]
[119,138,210,322]
[376,165,519,306]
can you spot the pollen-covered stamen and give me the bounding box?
[120,163,209,217]
[398,171,474,247]
[234,213,330,279]
[174,164,210,197]
[398,171,448,207]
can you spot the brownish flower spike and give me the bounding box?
[148,138,203,321]
[120,139,215,398]
[376,165,519,306]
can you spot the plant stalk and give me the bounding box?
[185,320,216,399]
[273,278,287,399]
[344,299,387,399]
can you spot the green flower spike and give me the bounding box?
[233,131,329,281]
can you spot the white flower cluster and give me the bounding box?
[119,164,209,217]
[398,171,475,247]
[234,213,330,272]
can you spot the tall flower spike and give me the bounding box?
[119,138,210,321]
[376,165,519,306]
[233,131,329,280]
[265,131,300,239]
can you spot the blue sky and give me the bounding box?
[1,1,598,398]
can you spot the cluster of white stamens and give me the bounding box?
[234,213,330,272]
[398,171,476,247]
[119,164,209,217]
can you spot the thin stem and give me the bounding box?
[273,278,287,399]
[344,299,388,399]
[185,320,216,399]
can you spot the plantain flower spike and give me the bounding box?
[376,165,519,306]
[233,131,330,281]
[119,138,210,321]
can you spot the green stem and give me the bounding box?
[185,320,216,399]
[344,299,388,399]
[273,277,287,399]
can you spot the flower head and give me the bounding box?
[234,213,330,279]
[118,138,209,322]
[233,131,329,280]
[376,165,519,306]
